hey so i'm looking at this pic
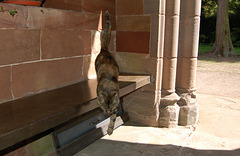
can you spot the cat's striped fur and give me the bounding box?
[95,11,120,135]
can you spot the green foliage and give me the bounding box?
[229,0,240,14]
[200,0,240,48]
[9,9,18,17]
[202,0,217,17]
[231,28,240,47]
[0,6,18,17]
[235,47,240,55]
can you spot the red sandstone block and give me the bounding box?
[116,0,143,15]
[116,31,150,54]
[0,29,40,66]
[98,0,116,15]
[41,30,91,59]
[83,55,97,79]
[0,67,12,103]
[11,58,84,99]
[44,0,115,16]
[117,15,150,31]
[143,0,161,14]
[43,0,83,11]
[0,3,28,28]
[28,7,100,30]
[82,0,98,13]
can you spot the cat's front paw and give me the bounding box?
[107,128,113,135]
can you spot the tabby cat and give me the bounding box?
[95,11,120,135]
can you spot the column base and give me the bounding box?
[159,92,180,128]
[159,103,180,128]
[178,102,199,126]
[177,90,199,126]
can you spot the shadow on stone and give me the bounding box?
[77,139,240,156]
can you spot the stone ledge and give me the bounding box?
[0,75,150,152]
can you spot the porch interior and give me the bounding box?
[1,0,240,156]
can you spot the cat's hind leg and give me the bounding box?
[107,113,117,135]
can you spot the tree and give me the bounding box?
[211,0,236,57]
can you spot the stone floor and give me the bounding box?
[75,93,240,156]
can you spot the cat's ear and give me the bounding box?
[111,92,119,104]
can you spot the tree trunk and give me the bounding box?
[211,0,236,57]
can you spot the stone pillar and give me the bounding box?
[159,0,180,128]
[142,0,166,126]
[176,0,202,126]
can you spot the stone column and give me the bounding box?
[159,0,180,128]
[176,0,202,126]
[142,0,166,126]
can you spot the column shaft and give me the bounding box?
[159,0,181,128]
[177,0,202,126]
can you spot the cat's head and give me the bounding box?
[97,80,119,115]
[97,90,119,114]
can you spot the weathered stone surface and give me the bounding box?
[176,57,198,90]
[159,104,180,128]
[83,54,97,80]
[123,90,159,126]
[180,0,202,16]
[41,29,91,59]
[165,0,180,15]
[149,14,165,58]
[98,0,116,16]
[142,57,161,78]
[116,31,150,54]
[177,91,197,106]
[43,0,82,11]
[161,92,180,106]
[91,30,101,54]
[28,7,101,30]
[143,0,161,15]
[115,52,147,74]
[116,0,143,15]
[0,67,12,103]
[117,15,150,32]
[11,58,83,99]
[44,0,116,30]
[0,3,28,28]
[0,29,40,66]
[178,17,200,58]
[164,16,180,58]
[178,103,199,126]
[162,58,178,92]
[77,123,193,156]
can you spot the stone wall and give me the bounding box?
[1,1,116,155]
[115,0,150,74]
[0,1,115,104]
[1,0,202,155]
[120,0,201,128]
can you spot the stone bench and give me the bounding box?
[0,75,150,155]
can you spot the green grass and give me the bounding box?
[199,43,240,55]
[198,43,213,54]
[235,47,240,55]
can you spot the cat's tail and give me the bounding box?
[101,10,111,51]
